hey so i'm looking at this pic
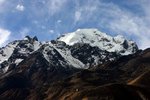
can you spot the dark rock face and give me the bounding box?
[33,36,38,41]
[0,36,149,100]
[70,43,119,66]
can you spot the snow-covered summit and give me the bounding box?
[0,31,139,73]
[58,28,138,55]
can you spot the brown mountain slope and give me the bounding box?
[128,70,150,86]
[45,70,150,100]
[46,83,150,100]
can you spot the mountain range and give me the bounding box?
[0,29,149,100]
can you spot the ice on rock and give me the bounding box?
[58,28,138,55]
[42,42,85,69]
[113,35,125,44]
[0,30,138,73]
[0,41,19,63]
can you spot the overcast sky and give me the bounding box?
[0,0,149,49]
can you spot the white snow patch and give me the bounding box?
[15,59,23,65]
[42,42,85,69]
[0,42,19,63]
[53,45,85,69]
[33,41,41,51]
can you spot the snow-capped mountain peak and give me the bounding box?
[0,29,139,73]
[58,28,138,55]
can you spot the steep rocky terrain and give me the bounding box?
[0,29,149,100]
[45,48,150,100]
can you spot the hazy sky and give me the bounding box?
[0,0,149,49]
